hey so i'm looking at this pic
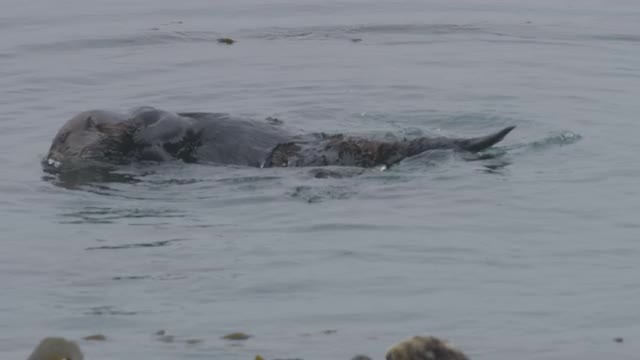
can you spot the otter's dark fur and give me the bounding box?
[44,107,514,171]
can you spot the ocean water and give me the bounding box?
[1,1,639,359]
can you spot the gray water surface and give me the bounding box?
[1,1,639,359]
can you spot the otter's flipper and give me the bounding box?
[456,126,515,152]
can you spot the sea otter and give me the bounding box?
[27,337,83,360]
[43,107,515,171]
[386,336,469,360]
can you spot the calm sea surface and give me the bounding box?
[1,1,639,359]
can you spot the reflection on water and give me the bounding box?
[42,166,142,190]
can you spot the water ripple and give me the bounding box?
[60,207,186,224]
[16,30,225,53]
[86,238,186,251]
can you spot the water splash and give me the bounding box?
[507,130,582,153]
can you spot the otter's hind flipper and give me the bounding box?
[456,126,515,152]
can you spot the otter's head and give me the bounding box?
[385,336,469,360]
[44,111,134,170]
[27,337,84,360]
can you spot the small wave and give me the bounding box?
[589,34,640,43]
[347,23,482,35]
[18,30,223,53]
[290,222,397,233]
[60,207,185,224]
[252,28,316,40]
[85,305,137,316]
[86,238,186,250]
[216,175,282,185]
[248,23,484,41]
[307,167,365,179]
[145,178,202,185]
[289,184,356,203]
[112,275,150,281]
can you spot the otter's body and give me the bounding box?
[44,107,514,171]
[45,108,291,169]
[181,111,292,166]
